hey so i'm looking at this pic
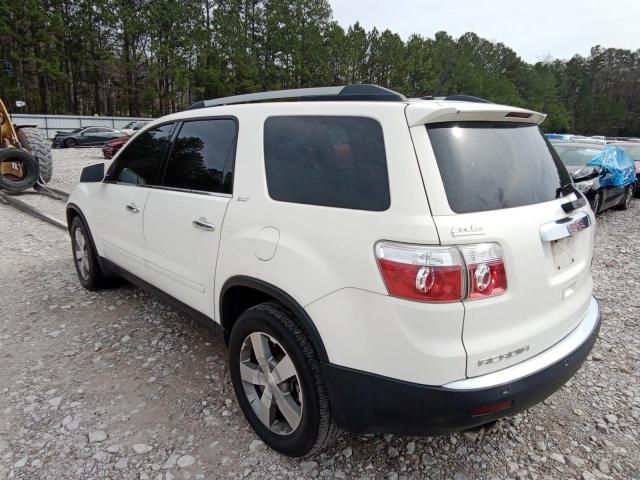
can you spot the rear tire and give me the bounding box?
[69,216,112,290]
[228,302,340,457]
[615,185,633,211]
[17,128,53,183]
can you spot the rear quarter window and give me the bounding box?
[427,122,571,213]
[264,116,390,211]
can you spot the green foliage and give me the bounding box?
[0,0,638,135]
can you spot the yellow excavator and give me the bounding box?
[0,97,52,191]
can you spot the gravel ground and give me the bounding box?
[0,147,639,480]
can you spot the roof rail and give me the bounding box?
[188,84,406,109]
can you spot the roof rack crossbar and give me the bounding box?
[189,84,406,109]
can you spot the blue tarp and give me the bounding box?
[586,145,636,188]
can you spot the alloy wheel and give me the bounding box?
[239,332,303,435]
[73,226,90,281]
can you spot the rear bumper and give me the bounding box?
[322,297,601,434]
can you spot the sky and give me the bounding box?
[329,0,640,63]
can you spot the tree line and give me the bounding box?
[1,0,639,135]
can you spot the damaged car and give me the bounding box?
[551,141,636,213]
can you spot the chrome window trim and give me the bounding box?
[443,296,599,390]
[103,181,232,198]
[150,185,232,198]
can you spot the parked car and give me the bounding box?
[551,141,634,213]
[66,85,601,457]
[102,135,129,159]
[609,141,640,197]
[120,121,150,136]
[544,133,586,141]
[53,127,126,148]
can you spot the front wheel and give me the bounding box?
[64,138,78,148]
[590,192,602,214]
[228,302,340,457]
[69,216,112,290]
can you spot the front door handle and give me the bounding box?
[192,217,216,231]
[125,203,140,214]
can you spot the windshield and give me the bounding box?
[552,144,604,166]
[122,122,136,129]
[427,122,572,213]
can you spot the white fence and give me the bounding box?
[12,114,154,139]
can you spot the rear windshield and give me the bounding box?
[427,122,572,213]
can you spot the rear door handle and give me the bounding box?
[125,203,140,214]
[539,211,591,242]
[192,218,216,231]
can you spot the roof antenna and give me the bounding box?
[430,62,454,98]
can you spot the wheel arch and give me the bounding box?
[219,275,328,362]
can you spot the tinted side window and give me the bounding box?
[264,116,389,211]
[163,119,237,194]
[109,123,174,185]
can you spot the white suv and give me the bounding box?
[66,85,601,457]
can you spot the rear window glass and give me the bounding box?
[264,116,390,211]
[427,122,572,213]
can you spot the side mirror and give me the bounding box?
[80,163,105,183]
[15,100,25,108]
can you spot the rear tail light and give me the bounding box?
[459,243,507,299]
[375,241,506,302]
[375,242,464,302]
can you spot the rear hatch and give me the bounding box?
[407,102,596,378]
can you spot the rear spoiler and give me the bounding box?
[405,102,546,127]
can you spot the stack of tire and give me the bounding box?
[0,127,53,191]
